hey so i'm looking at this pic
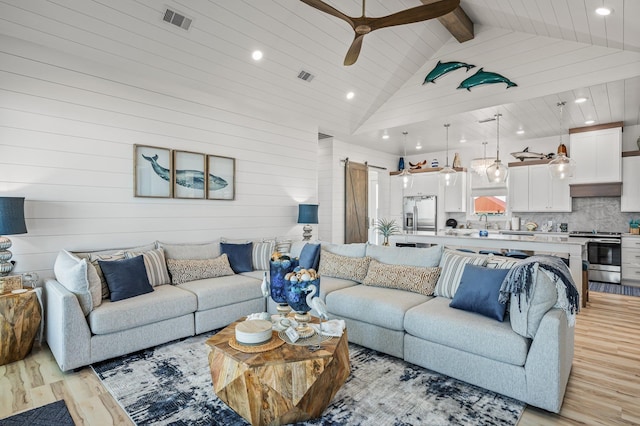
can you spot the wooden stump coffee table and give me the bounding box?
[206,318,350,426]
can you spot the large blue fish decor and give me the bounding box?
[457,68,517,91]
[423,61,475,84]
[142,154,228,191]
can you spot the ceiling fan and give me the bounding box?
[300,0,460,66]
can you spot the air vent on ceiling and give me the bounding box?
[318,132,333,140]
[163,8,192,31]
[297,70,315,82]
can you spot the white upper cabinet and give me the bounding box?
[508,163,571,212]
[444,171,467,212]
[508,166,530,212]
[569,127,622,184]
[621,155,640,212]
[404,172,439,197]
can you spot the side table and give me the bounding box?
[0,289,42,366]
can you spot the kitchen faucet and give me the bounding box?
[479,214,488,229]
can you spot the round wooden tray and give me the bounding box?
[228,331,285,353]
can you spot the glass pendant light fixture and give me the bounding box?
[439,123,457,186]
[548,101,576,180]
[398,131,413,189]
[470,141,495,176]
[486,113,508,183]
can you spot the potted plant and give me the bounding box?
[374,218,400,246]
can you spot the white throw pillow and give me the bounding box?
[54,250,93,316]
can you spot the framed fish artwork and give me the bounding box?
[207,155,235,200]
[134,145,172,198]
[173,150,206,199]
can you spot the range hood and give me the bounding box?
[569,182,622,197]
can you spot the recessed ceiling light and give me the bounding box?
[382,134,389,140]
[575,97,588,104]
[346,91,355,100]
[252,50,263,61]
[416,144,422,150]
[585,119,595,125]
[516,129,525,135]
[595,7,611,16]
[459,138,467,143]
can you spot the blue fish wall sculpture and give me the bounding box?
[457,68,517,91]
[142,154,228,191]
[423,61,475,84]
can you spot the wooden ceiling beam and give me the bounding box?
[420,1,474,43]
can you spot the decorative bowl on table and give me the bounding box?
[269,256,299,315]
[284,267,320,338]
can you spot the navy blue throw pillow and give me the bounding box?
[298,243,321,270]
[98,255,153,302]
[220,242,253,273]
[449,264,510,321]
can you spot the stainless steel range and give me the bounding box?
[569,231,621,284]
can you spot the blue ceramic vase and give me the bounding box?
[285,278,320,313]
[269,258,298,304]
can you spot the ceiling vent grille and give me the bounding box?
[163,8,192,31]
[297,70,315,82]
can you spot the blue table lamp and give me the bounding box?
[0,197,28,276]
[297,204,318,241]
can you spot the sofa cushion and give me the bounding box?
[450,264,509,321]
[124,248,170,286]
[326,285,432,331]
[319,250,371,283]
[88,284,197,335]
[178,274,263,311]
[404,297,530,366]
[54,250,93,316]
[159,241,220,260]
[252,240,275,270]
[510,265,558,338]
[73,242,156,259]
[434,249,487,298]
[98,255,153,302]
[365,244,443,267]
[322,243,367,257]
[316,276,360,300]
[299,243,321,270]
[88,252,126,300]
[220,242,253,273]
[362,259,441,296]
[166,254,235,284]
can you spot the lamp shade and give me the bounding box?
[0,197,27,235]
[297,204,319,224]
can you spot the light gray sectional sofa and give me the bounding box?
[44,239,575,414]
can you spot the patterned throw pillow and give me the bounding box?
[125,248,171,286]
[275,240,292,254]
[485,256,520,270]
[318,250,371,283]
[252,241,275,270]
[434,249,488,299]
[88,252,126,299]
[166,254,235,285]
[362,259,441,296]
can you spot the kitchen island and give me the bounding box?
[390,231,589,300]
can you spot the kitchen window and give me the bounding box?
[468,171,508,218]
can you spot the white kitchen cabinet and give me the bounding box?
[508,166,529,211]
[508,164,571,212]
[389,175,404,217]
[621,155,640,212]
[404,172,439,197]
[622,236,640,286]
[444,171,467,212]
[569,127,622,184]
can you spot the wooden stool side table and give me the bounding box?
[0,289,42,366]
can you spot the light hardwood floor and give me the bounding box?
[1,291,639,425]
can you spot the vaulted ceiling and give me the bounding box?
[2,0,639,155]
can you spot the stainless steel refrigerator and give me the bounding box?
[403,195,437,232]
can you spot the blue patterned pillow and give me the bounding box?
[220,242,253,273]
[449,264,509,321]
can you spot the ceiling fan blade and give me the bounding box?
[299,0,355,29]
[368,0,459,31]
[344,34,365,66]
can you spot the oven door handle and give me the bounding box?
[589,238,621,244]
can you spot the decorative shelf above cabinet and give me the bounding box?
[389,167,466,176]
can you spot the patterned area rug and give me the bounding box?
[92,332,524,426]
[589,281,640,297]
[0,400,74,426]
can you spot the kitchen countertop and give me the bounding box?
[397,230,587,244]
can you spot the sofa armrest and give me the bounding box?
[524,308,574,413]
[44,279,92,371]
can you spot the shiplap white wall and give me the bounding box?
[0,35,318,279]
[318,138,397,244]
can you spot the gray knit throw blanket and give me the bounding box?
[499,255,580,320]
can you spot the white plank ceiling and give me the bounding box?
[0,0,638,154]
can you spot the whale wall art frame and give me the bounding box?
[133,145,236,200]
[207,154,235,200]
[134,145,173,198]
